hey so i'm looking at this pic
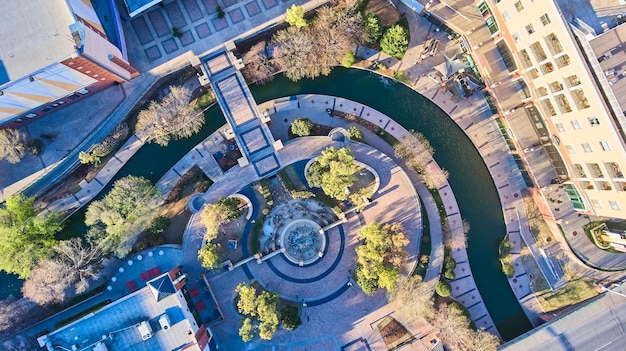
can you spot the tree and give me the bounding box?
[502,262,515,277]
[380,25,409,59]
[435,280,452,297]
[285,4,307,28]
[347,126,364,141]
[0,296,31,340]
[241,41,278,84]
[291,117,313,136]
[22,259,71,305]
[342,51,355,67]
[201,197,242,240]
[364,13,383,44]
[443,219,469,251]
[85,176,161,257]
[354,222,409,294]
[235,283,280,341]
[467,328,500,351]
[0,194,61,278]
[281,305,302,330]
[432,303,473,351]
[306,146,357,201]
[150,216,170,234]
[273,26,315,82]
[0,129,27,164]
[198,243,222,270]
[388,275,435,321]
[78,151,102,166]
[53,238,104,294]
[135,86,205,146]
[394,129,434,173]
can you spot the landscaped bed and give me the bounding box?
[377,316,413,350]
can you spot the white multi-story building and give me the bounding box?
[485,0,626,219]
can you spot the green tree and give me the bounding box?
[0,129,27,164]
[150,216,170,234]
[364,13,383,44]
[236,283,259,317]
[354,222,409,295]
[235,283,280,341]
[0,194,61,278]
[502,262,515,277]
[342,51,355,68]
[347,126,364,141]
[257,291,279,340]
[85,176,161,257]
[198,243,222,270]
[436,280,452,297]
[239,318,256,342]
[280,305,302,330]
[380,25,409,59]
[285,4,307,28]
[78,151,101,166]
[201,197,242,240]
[306,146,357,201]
[444,269,456,280]
[291,117,313,136]
[136,86,205,146]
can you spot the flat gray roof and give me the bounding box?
[0,0,76,85]
[45,278,200,351]
[500,285,626,351]
[589,23,626,113]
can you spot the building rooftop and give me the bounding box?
[556,0,626,34]
[500,284,626,351]
[43,273,201,351]
[588,22,626,113]
[0,0,77,86]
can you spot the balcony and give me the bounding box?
[616,181,626,191]
[531,42,547,62]
[588,163,604,178]
[566,75,581,87]
[580,180,594,189]
[608,162,624,178]
[555,54,571,68]
[540,98,557,116]
[597,181,612,191]
[555,94,572,113]
[536,86,548,97]
[518,49,533,69]
[549,81,563,93]
[545,33,563,55]
[541,62,554,74]
[573,164,587,178]
[571,89,590,109]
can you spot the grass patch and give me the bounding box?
[428,188,446,219]
[250,219,263,254]
[376,128,399,146]
[534,268,599,312]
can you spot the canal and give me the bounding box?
[1,67,531,340]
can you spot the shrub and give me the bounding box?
[291,118,313,137]
[380,25,409,59]
[27,139,43,156]
[502,262,515,277]
[291,190,314,199]
[79,151,101,166]
[216,6,225,18]
[347,126,364,141]
[444,255,457,271]
[280,305,302,330]
[150,216,170,234]
[444,269,456,280]
[196,92,215,109]
[172,27,182,37]
[436,280,452,297]
[342,51,355,68]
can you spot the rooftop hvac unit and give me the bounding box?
[137,321,154,340]
[159,313,171,331]
[93,341,109,351]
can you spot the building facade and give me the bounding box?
[0,0,138,129]
[484,0,626,218]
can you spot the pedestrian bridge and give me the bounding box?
[195,43,283,178]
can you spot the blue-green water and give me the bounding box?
[0,68,531,340]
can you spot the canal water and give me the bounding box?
[1,67,531,340]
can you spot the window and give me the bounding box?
[519,49,533,68]
[581,180,594,189]
[25,113,37,118]
[555,94,572,113]
[582,143,593,153]
[566,75,581,87]
[515,1,524,12]
[600,141,612,151]
[541,62,555,74]
[545,33,563,55]
[588,117,600,126]
[616,182,626,191]
[503,10,511,22]
[588,163,603,177]
[540,13,551,25]
[607,162,624,178]
[565,145,576,153]
[513,33,521,43]
[591,199,603,209]
[536,86,548,97]
[555,123,565,132]
[526,24,535,35]
[528,68,539,79]
[549,81,563,92]
[609,201,622,211]
[570,120,581,129]
[540,98,557,116]
[571,89,590,109]
[555,54,571,68]
[597,181,612,191]
[572,163,586,178]
[530,42,547,62]
[78,89,90,95]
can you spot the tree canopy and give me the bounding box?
[354,222,408,295]
[285,4,307,28]
[364,13,383,44]
[380,25,409,59]
[85,175,161,257]
[200,197,243,241]
[0,129,27,164]
[241,41,278,84]
[0,194,61,278]
[235,283,280,341]
[135,86,205,146]
[291,117,313,136]
[306,146,357,201]
[198,243,222,270]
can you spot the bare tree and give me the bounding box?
[135,86,204,146]
[0,296,30,339]
[442,219,469,251]
[54,238,104,294]
[273,27,315,82]
[466,328,500,351]
[431,303,473,351]
[241,41,278,84]
[0,129,27,164]
[388,275,435,321]
[22,259,72,305]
